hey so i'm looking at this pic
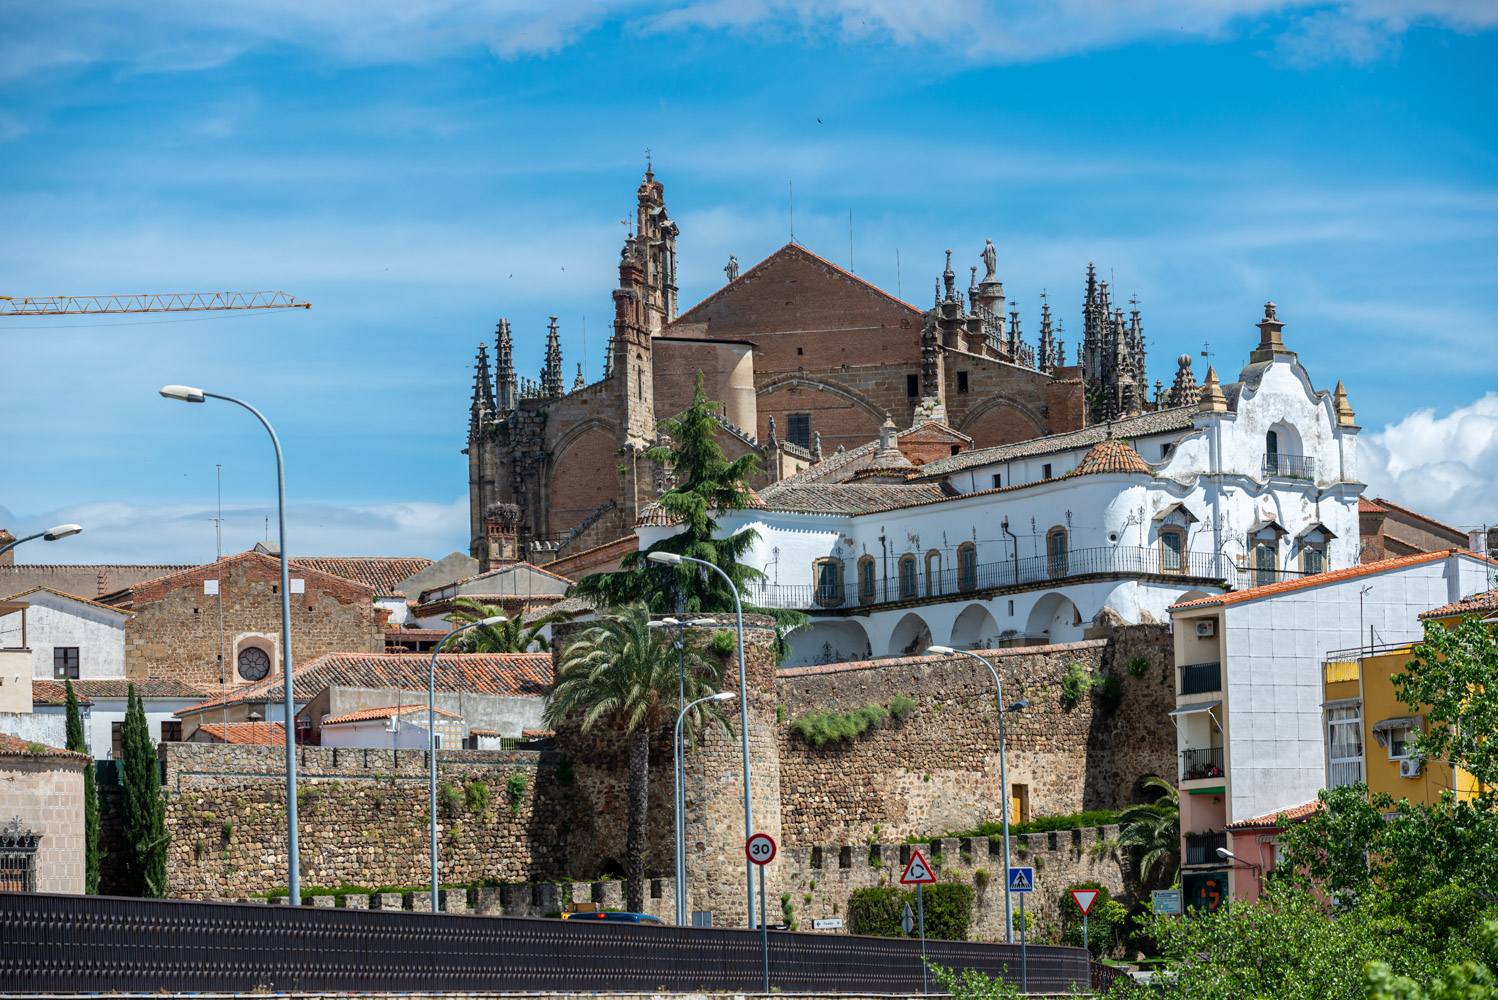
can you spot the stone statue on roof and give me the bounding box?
[724,254,739,282]
[982,238,997,279]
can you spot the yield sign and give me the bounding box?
[899,849,937,885]
[1071,888,1100,915]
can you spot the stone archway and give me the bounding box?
[1025,592,1084,643]
[950,603,1000,649]
[887,612,933,657]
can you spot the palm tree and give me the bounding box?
[544,601,730,912]
[445,598,573,653]
[1118,776,1181,888]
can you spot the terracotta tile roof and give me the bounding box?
[756,482,956,515]
[1421,589,1498,620]
[778,639,1109,677]
[914,406,1195,478]
[72,679,208,700]
[31,681,92,707]
[1359,498,1386,514]
[289,557,434,597]
[99,551,375,605]
[197,722,286,745]
[177,652,552,715]
[1169,550,1495,611]
[1227,799,1323,831]
[522,729,554,738]
[0,587,135,616]
[322,704,460,725]
[1070,439,1154,477]
[0,733,89,758]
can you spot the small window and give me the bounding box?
[813,559,844,608]
[1007,599,1014,616]
[53,647,80,680]
[1253,541,1277,587]
[1046,528,1068,577]
[858,557,877,603]
[898,556,918,600]
[0,839,37,892]
[906,374,919,398]
[1042,463,1052,479]
[1159,529,1185,574]
[957,543,978,591]
[787,414,811,450]
[1301,543,1325,576]
[992,473,1001,489]
[925,550,942,596]
[1327,706,1363,788]
[1161,443,1174,460]
[950,445,960,456]
[160,721,182,743]
[1388,725,1419,760]
[957,371,969,393]
[796,347,804,355]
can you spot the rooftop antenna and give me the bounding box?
[210,463,226,731]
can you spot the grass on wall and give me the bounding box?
[789,693,918,746]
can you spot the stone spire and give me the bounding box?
[1037,296,1057,373]
[1199,365,1228,413]
[574,363,586,391]
[603,324,615,378]
[1250,301,1292,362]
[1166,354,1198,408]
[494,318,515,412]
[541,316,564,397]
[470,341,495,427]
[1333,380,1356,426]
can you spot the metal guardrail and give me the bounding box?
[747,545,1237,611]
[1263,453,1316,479]
[1180,662,1221,695]
[0,891,1090,993]
[1181,746,1225,781]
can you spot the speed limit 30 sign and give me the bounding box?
[745,832,777,865]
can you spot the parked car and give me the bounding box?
[560,910,666,925]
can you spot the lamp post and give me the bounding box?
[674,690,737,924]
[428,614,507,912]
[161,384,304,905]
[0,523,83,559]
[647,550,757,929]
[928,645,1028,942]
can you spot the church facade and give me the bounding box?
[465,169,1171,570]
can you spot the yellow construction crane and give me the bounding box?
[0,290,310,315]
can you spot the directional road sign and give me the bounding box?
[901,903,914,935]
[900,849,938,885]
[812,917,843,930]
[745,832,777,865]
[1007,866,1035,893]
[1070,888,1099,915]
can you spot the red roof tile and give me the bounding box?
[1169,550,1495,611]
[31,680,92,707]
[1,587,135,616]
[72,679,207,700]
[1227,799,1323,831]
[1421,588,1498,620]
[197,722,286,745]
[1070,439,1154,477]
[322,704,460,726]
[0,733,89,758]
[1358,498,1386,514]
[289,556,434,597]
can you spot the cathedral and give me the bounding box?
[465,168,1178,571]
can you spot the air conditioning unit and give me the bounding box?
[1399,758,1423,779]
[1196,620,1216,638]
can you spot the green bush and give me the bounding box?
[464,778,491,814]
[439,781,462,817]
[1060,881,1127,958]
[711,631,736,655]
[921,882,975,940]
[889,693,919,720]
[1126,655,1150,678]
[791,704,888,745]
[846,884,974,941]
[848,885,907,936]
[505,773,527,815]
[1059,661,1098,708]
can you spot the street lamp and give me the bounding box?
[647,550,757,929]
[161,383,303,905]
[928,644,1027,943]
[0,523,83,558]
[428,614,506,912]
[674,690,737,924]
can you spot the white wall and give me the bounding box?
[321,718,430,749]
[87,698,203,759]
[0,592,129,681]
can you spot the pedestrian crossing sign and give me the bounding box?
[1008,866,1035,892]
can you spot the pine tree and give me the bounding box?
[63,681,100,893]
[121,685,168,897]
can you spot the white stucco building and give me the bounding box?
[640,303,1365,668]
[0,587,131,683]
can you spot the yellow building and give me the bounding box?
[1322,588,1496,804]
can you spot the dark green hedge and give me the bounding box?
[847,883,975,941]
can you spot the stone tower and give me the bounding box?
[621,164,679,334]
[1080,263,1149,422]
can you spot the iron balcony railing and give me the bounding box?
[1330,759,1364,789]
[1181,746,1225,782]
[1180,662,1222,695]
[1184,831,1227,867]
[750,545,1238,611]
[1263,453,1316,479]
[1236,565,1311,590]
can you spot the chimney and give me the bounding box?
[483,503,521,567]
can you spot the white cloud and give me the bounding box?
[1,497,470,566]
[1359,392,1498,528]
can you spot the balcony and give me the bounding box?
[1180,746,1225,782]
[744,545,1237,611]
[1262,453,1315,480]
[1184,831,1227,867]
[1329,759,1364,789]
[1181,662,1221,695]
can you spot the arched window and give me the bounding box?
[1046,527,1069,578]
[898,555,918,600]
[857,556,877,605]
[813,558,844,607]
[957,543,978,591]
[925,550,942,596]
[1159,527,1186,574]
[1264,430,1281,477]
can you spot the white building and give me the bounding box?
[1166,548,1495,910]
[319,704,464,749]
[640,303,1365,668]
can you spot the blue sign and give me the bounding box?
[1007,866,1035,893]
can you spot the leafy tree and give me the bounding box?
[1116,776,1180,887]
[928,961,1024,1000]
[1365,919,1498,1000]
[543,601,729,912]
[1395,614,1498,787]
[574,374,807,657]
[444,597,573,653]
[63,681,100,893]
[121,684,168,897]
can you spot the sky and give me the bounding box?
[2,0,1496,564]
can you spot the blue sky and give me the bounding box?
[3,1,1496,564]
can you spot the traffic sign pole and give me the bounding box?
[1019,891,1027,994]
[1083,911,1089,954]
[746,833,777,994]
[758,863,768,992]
[917,882,927,994]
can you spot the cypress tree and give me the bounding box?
[63,681,100,893]
[121,684,167,897]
